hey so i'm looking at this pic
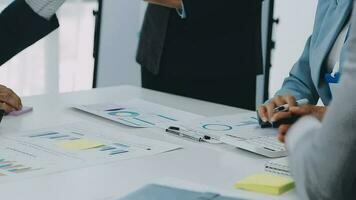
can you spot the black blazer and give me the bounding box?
[0,0,59,66]
[137,0,263,79]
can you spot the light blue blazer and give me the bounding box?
[275,0,353,106]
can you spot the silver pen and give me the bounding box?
[273,98,309,113]
[165,126,211,142]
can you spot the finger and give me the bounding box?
[11,88,22,109]
[278,124,290,136]
[278,133,285,143]
[0,89,22,110]
[313,106,327,120]
[273,96,286,106]
[0,103,16,113]
[258,106,268,122]
[271,111,293,122]
[278,124,291,143]
[266,101,277,121]
[8,88,22,109]
[289,105,311,116]
[271,96,288,120]
[284,95,297,107]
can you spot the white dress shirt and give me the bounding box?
[176,1,187,19]
[326,19,350,74]
[25,0,65,20]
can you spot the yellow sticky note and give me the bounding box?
[58,139,104,150]
[235,173,295,195]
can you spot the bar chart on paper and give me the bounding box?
[0,138,52,181]
[106,108,176,127]
[26,131,137,157]
[0,158,42,176]
[178,112,278,140]
[0,122,181,183]
[73,99,202,128]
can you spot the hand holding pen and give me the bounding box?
[256,98,308,129]
[277,105,327,142]
[258,95,303,124]
[257,95,327,142]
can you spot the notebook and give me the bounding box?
[265,157,290,176]
[119,184,247,200]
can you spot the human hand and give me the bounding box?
[144,0,182,9]
[277,105,327,142]
[0,85,22,113]
[277,124,292,143]
[258,95,297,123]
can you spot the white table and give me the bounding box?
[0,85,299,200]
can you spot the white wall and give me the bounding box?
[0,1,96,96]
[96,0,146,87]
[269,0,318,96]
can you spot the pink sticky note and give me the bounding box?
[9,106,33,116]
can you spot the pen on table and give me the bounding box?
[273,98,309,113]
[165,126,211,142]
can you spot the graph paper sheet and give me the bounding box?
[0,122,181,183]
[73,99,203,128]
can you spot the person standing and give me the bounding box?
[137,0,263,110]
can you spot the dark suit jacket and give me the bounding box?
[0,0,59,66]
[137,0,263,79]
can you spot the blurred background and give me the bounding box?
[0,0,98,95]
[0,0,317,101]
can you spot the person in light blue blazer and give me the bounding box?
[285,3,356,198]
[258,0,353,140]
